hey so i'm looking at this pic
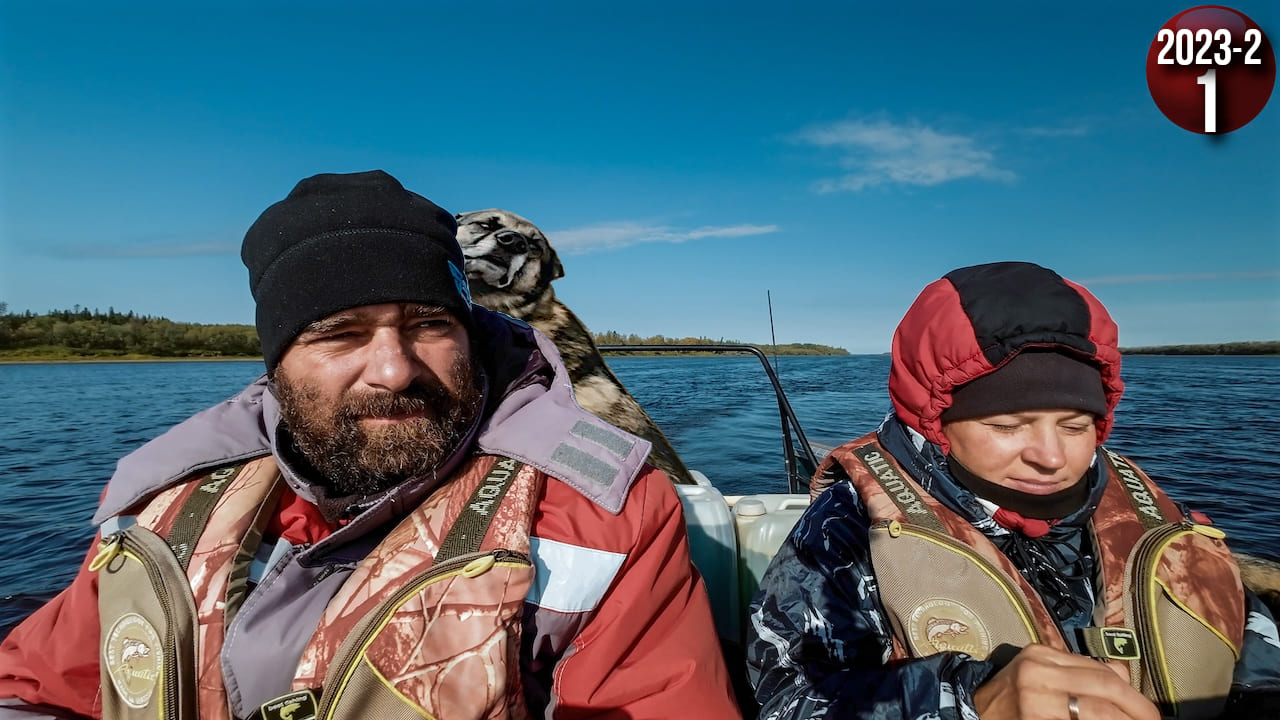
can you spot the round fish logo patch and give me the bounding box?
[908,599,991,658]
[103,612,162,708]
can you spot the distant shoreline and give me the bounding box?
[1118,340,1279,356]
[4,347,1278,364]
[5,310,1273,359]
[0,356,263,365]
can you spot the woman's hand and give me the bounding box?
[973,644,1160,720]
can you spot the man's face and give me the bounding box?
[274,302,484,496]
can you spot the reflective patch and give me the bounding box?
[527,536,625,613]
[103,612,162,709]
[908,599,991,658]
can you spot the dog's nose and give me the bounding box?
[495,231,528,254]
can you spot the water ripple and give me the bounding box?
[2,355,1277,631]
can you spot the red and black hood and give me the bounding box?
[889,262,1124,453]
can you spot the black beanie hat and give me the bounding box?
[241,170,473,371]
[941,350,1108,422]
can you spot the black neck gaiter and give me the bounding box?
[947,457,1091,520]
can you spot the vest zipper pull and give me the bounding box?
[89,533,123,572]
[1192,523,1226,540]
[462,554,497,577]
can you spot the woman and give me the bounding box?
[746,262,1280,720]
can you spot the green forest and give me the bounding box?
[1119,341,1280,355]
[591,330,848,356]
[0,306,850,360]
[0,305,261,360]
[2,305,1275,361]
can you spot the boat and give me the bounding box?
[601,343,817,712]
[600,344,1280,716]
[601,343,818,632]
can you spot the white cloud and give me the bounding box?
[794,118,1015,193]
[1079,270,1280,285]
[549,222,779,254]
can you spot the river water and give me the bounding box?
[2,354,1277,631]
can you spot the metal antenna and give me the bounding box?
[767,290,779,375]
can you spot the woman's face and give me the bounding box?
[941,410,1099,495]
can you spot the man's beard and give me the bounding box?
[275,356,485,498]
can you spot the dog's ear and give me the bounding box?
[549,246,565,281]
[454,212,464,220]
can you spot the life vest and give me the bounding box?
[91,452,544,720]
[816,433,1246,720]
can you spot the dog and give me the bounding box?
[455,209,696,485]
[1237,553,1280,618]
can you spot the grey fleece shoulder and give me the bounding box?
[474,319,652,515]
[477,387,651,515]
[93,375,274,524]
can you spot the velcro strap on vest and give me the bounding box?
[1079,626,1142,660]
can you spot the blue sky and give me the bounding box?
[1,1,1276,354]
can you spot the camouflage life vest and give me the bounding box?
[92,453,544,720]
[817,433,1246,720]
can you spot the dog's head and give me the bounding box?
[455,209,564,313]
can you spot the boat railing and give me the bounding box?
[602,344,819,713]
[598,343,821,493]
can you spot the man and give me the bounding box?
[746,262,1280,719]
[0,171,738,719]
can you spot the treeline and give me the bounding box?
[1121,341,1280,355]
[0,305,260,359]
[19,306,1269,359]
[592,330,849,356]
[0,306,852,360]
